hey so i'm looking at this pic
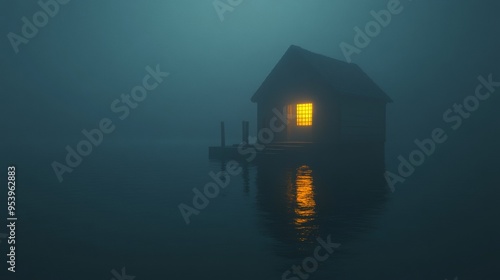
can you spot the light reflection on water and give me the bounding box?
[8,141,496,279]
[255,156,390,261]
[288,165,318,242]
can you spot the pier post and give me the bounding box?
[220,121,225,147]
[242,121,249,143]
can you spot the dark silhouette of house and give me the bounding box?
[209,45,391,172]
[252,45,392,147]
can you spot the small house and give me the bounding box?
[251,45,392,148]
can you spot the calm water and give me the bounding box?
[1,139,498,280]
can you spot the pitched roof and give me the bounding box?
[251,45,392,103]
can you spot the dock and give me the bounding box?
[209,142,315,161]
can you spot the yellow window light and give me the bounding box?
[296,103,313,126]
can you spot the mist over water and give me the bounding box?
[1,1,499,279]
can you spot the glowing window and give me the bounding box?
[296,103,313,126]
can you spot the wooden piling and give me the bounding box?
[242,121,249,143]
[221,121,225,147]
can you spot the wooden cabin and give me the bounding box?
[209,45,391,169]
[251,45,392,148]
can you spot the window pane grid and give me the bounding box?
[296,103,313,126]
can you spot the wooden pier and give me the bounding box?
[209,142,315,161]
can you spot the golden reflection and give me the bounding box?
[288,165,317,241]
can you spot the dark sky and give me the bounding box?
[1,0,499,148]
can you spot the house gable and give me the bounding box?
[251,45,392,103]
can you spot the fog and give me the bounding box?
[1,1,500,279]
[1,0,499,150]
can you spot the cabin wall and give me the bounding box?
[258,93,386,147]
[313,94,341,146]
[339,97,387,142]
[256,86,343,145]
[256,97,288,143]
[254,54,387,147]
[337,97,387,170]
[255,57,329,144]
